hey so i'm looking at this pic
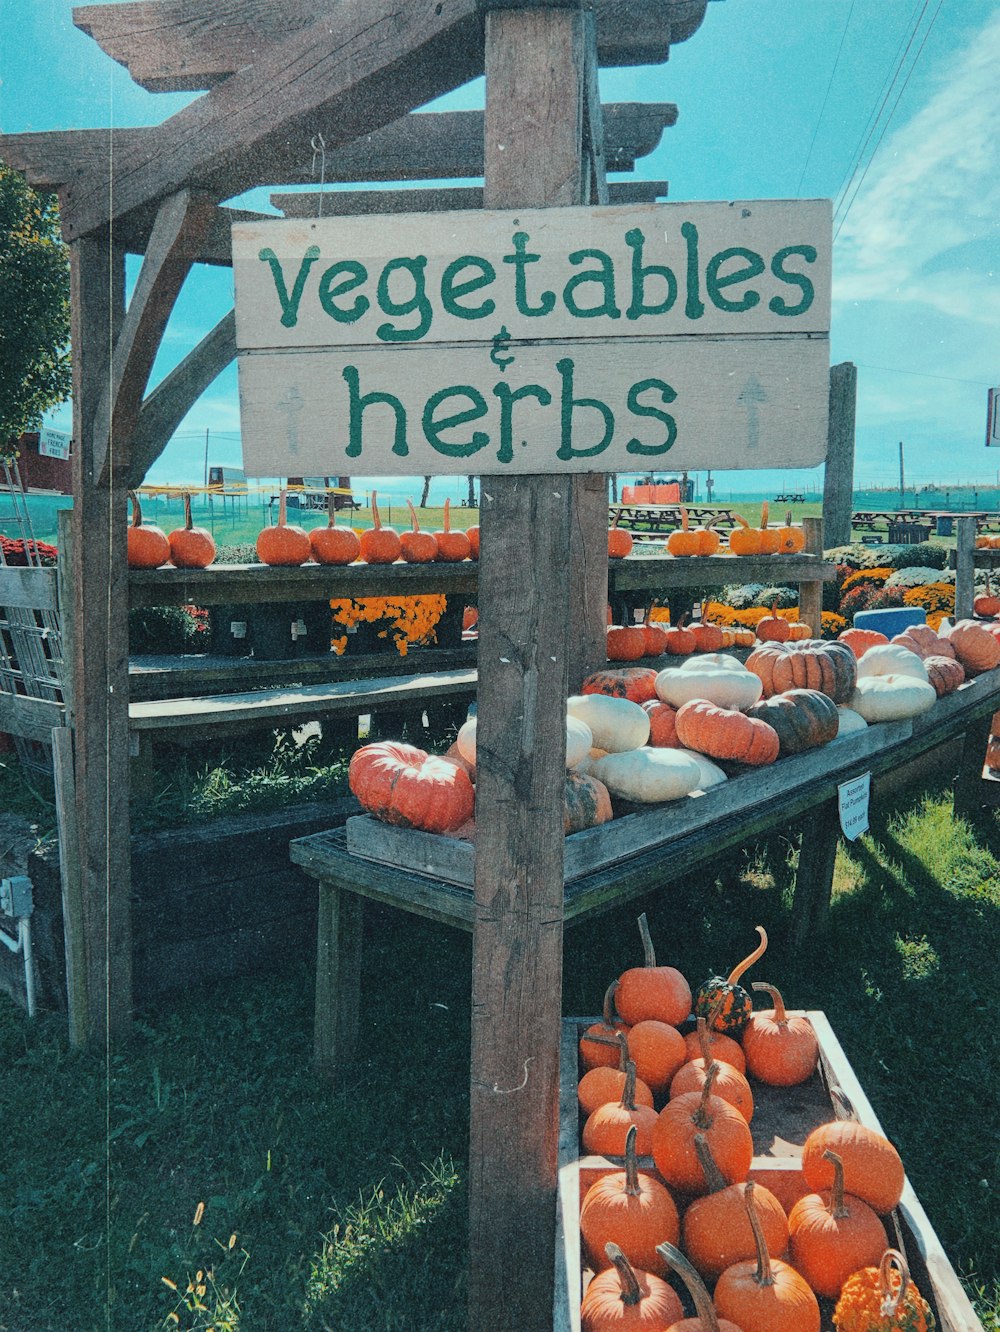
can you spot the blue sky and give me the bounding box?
[2,0,998,501]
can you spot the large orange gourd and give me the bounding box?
[787,1150,888,1299]
[615,912,692,1026]
[348,741,474,834]
[256,490,312,567]
[714,1183,821,1332]
[580,1125,680,1278]
[674,700,780,766]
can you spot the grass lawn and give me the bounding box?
[2,763,1000,1330]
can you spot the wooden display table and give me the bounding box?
[290,666,1000,1081]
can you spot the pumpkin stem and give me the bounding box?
[637,912,656,969]
[726,925,768,986]
[620,1060,640,1113]
[370,490,382,531]
[786,509,794,528]
[602,979,620,1027]
[183,491,194,530]
[743,1180,776,1288]
[751,980,788,1027]
[691,1061,719,1130]
[623,1124,643,1198]
[696,1016,713,1066]
[733,512,750,530]
[406,498,422,533]
[611,508,623,530]
[443,496,452,533]
[680,507,690,532]
[277,488,288,527]
[879,1248,912,1319]
[326,492,337,527]
[760,500,770,530]
[604,1243,643,1308]
[128,490,143,527]
[823,1149,850,1219]
[655,1241,723,1332]
[693,1131,728,1195]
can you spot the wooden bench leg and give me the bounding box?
[129,731,154,795]
[314,883,363,1082]
[954,712,994,820]
[791,799,841,946]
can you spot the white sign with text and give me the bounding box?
[838,772,871,842]
[232,200,832,477]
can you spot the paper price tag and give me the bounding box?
[838,772,871,841]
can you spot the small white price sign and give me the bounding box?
[838,772,871,841]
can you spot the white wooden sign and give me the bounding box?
[232,201,832,477]
[38,427,71,460]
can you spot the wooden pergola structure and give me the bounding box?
[1,1,720,1323]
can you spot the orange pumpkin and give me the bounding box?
[777,511,806,554]
[746,640,857,704]
[663,617,697,656]
[582,1060,659,1157]
[641,613,670,657]
[839,627,889,659]
[466,524,480,558]
[580,1244,684,1332]
[310,494,362,565]
[786,620,812,641]
[607,624,649,662]
[348,741,474,833]
[945,618,1000,674]
[800,1121,905,1215]
[609,509,635,559]
[758,502,781,555]
[627,1019,688,1099]
[756,605,791,643]
[787,1150,888,1299]
[126,491,170,569]
[714,1183,821,1332]
[675,699,781,766]
[681,1134,789,1284]
[399,499,438,563]
[582,667,659,703]
[691,617,725,653]
[615,912,692,1027]
[579,982,630,1072]
[728,514,763,556]
[651,1063,754,1195]
[578,1051,655,1119]
[974,574,1000,617]
[642,699,681,747]
[833,1248,935,1332]
[580,1125,680,1278]
[924,653,965,697]
[433,498,471,562]
[682,1024,746,1075]
[168,492,216,568]
[358,490,402,564]
[256,489,312,567]
[667,508,702,558]
[669,1019,754,1122]
[742,982,819,1086]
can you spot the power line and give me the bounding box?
[795,0,858,197]
[854,361,991,388]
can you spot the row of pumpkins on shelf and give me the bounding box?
[347,622,1000,838]
[575,918,933,1332]
[608,606,812,661]
[609,505,807,560]
[125,489,479,570]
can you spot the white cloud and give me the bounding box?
[833,10,1000,325]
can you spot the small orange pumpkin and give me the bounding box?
[358,490,402,564]
[642,699,681,747]
[663,616,697,656]
[615,912,692,1027]
[691,612,725,653]
[728,514,763,556]
[167,492,216,568]
[801,1122,905,1215]
[607,623,649,662]
[256,489,312,566]
[651,1062,754,1195]
[579,981,630,1072]
[609,509,635,559]
[667,508,702,558]
[680,1134,789,1284]
[399,499,438,563]
[742,982,819,1086]
[787,1149,889,1299]
[756,605,791,643]
[777,510,806,554]
[580,1243,684,1331]
[758,502,781,555]
[126,491,170,569]
[974,574,1000,617]
[580,1125,680,1278]
[669,1019,754,1122]
[466,524,480,558]
[714,1183,821,1332]
[577,1034,654,1118]
[582,1059,659,1157]
[433,497,471,562]
[310,494,362,565]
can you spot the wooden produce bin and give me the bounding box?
[555,1014,984,1332]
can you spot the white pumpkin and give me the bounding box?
[680,750,728,790]
[459,714,594,769]
[833,706,869,738]
[566,694,649,753]
[848,674,937,722]
[655,660,763,710]
[591,747,702,803]
[855,643,928,682]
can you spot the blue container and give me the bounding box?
[853,606,926,637]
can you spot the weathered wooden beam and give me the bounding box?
[0,103,675,196]
[130,309,237,486]
[271,178,667,217]
[468,8,592,1326]
[92,189,216,485]
[822,361,857,549]
[70,236,133,1041]
[72,0,707,91]
[59,0,486,239]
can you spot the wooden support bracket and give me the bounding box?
[91,188,216,486]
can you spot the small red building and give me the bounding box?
[9,429,72,493]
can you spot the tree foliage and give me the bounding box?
[0,165,71,458]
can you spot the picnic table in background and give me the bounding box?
[608,502,740,535]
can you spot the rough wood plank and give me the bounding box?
[271,178,668,217]
[70,236,133,1040]
[93,189,217,484]
[59,1,485,239]
[71,0,701,91]
[128,668,477,732]
[55,509,75,722]
[799,515,824,635]
[609,553,837,594]
[468,12,588,1328]
[0,565,59,612]
[0,103,674,197]
[130,309,236,485]
[314,884,363,1079]
[0,693,65,743]
[822,361,857,548]
[954,516,976,620]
